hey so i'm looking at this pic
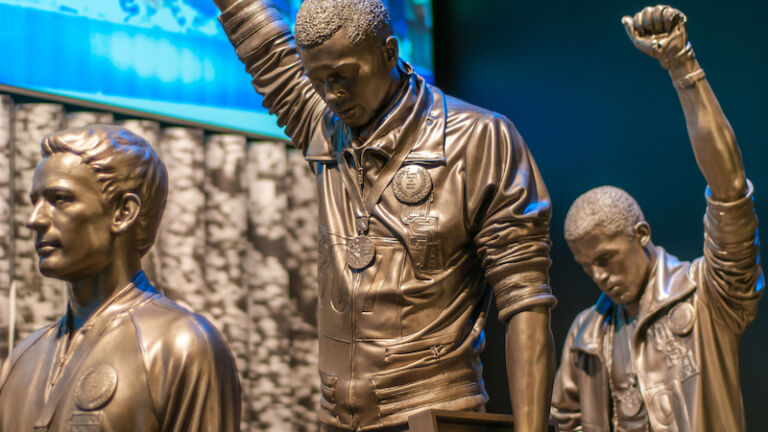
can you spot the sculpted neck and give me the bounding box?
[66,250,141,332]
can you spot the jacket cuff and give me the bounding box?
[494,271,557,323]
[218,0,290,55]
[704,179,757,245]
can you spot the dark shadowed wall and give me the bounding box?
[433,0,768,429]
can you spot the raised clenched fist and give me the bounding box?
[621,5,693,70]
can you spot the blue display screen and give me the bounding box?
[0,0,434,139]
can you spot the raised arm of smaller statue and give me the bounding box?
[622,5,747,201]
[623,5,761,337]
[213,0,326,152]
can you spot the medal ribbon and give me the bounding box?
[334,83,431,237]
[613,307,644,418]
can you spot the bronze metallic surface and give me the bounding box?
[214,0,556,430]
[0,125,242,431]
[551,6,762,432]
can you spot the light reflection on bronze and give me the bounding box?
[214,0,556,430]
[0,125,241,431]
[551,6,762,432]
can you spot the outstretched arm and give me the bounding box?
[622,5,747,201]
[213,0,326,151]
[623,5,761,334]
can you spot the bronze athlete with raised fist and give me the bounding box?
[551,6,762,432]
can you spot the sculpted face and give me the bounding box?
[568,224,653,305]
[27,153,114,281]
[299,31,399,128]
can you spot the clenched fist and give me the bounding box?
[622,5,693,70]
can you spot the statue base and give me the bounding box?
[407,409,559,432]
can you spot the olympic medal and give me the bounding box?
[347,235,375,270]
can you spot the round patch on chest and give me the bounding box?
[392,165,432,204]
[74,364,118,411]
[668,302,695,336]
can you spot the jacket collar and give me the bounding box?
[571,295,612,356]
[305,61,446,165]
[571,247,695,356]
[635,246,696,334]
[57,271,159,337]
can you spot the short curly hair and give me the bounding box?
[41,125,168,257]
[294,0,392,50]
[564,186,645,242]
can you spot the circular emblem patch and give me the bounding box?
[668,302,695,336]
[75,365,118,411]
[392,165,432,204]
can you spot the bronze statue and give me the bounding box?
[551,6,762,432]
[213,0,556,430]
[0,125,242,431]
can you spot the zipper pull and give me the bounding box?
[357,166,364,189]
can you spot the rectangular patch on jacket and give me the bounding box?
[70,411,101,432]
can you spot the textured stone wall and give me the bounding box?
[0,95,12,363]
[153,127,207,306]
[64,111,114,129]
[246,140,294,431]
[12,103,66,339]
[203,134,252,430]
[285,149,320,431]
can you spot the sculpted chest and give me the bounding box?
[0,322,157,432]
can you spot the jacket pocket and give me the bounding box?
[383,332,457,363]
[69,411,102,432]
[319,371,338,415]
[644,378,691,432]
[370,357,485,418]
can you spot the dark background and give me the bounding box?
[432,0,768,429]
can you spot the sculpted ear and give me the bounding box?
[382,36,399,69]
[633,221,652,247]
[112,192,141,234]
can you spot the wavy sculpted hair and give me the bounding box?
[40,125,168,257]
[564,185,645,242]
[294,0,392,50]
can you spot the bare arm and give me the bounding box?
[622,5,747,201]
[506,307,555,432]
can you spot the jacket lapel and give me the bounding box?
[635,247,696,342]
